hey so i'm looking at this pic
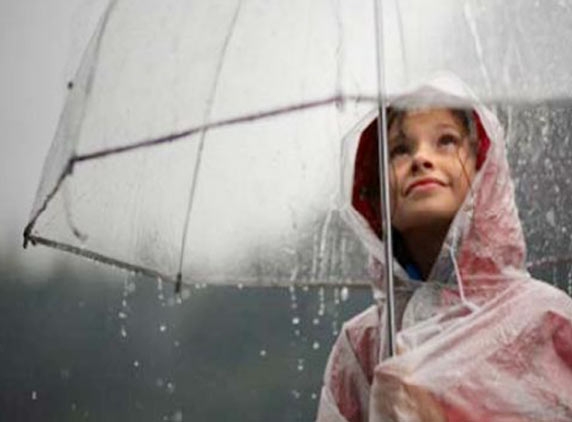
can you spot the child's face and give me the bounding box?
[388,108,476,234]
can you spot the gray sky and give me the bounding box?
[0,0,87,272]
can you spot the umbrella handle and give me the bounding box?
[373,0,397,358]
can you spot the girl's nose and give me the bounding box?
[411,146,435,173]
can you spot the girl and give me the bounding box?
[316,75,572,421]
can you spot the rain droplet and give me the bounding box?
[125,281,136,294]
[118,311,127,319]
[294,329,301,337]
[133,360,140,368]
[259,349,267,357]
[313,318,320,325]
[174,340,180,347]
[292,317,300,325]
[31,391,37,400]
[159,324,167,333]
[180,289,191,300]
[297,358,305,371]
[237,283,244,290]
[171,410,183,422]
[312,341,320,350]
[156,378,165,388]
[311,393,318,400]
[546,209,556,227]
[166,382,176,394]
[120,326,127,338]
[340,287,349,302]
[291,390,301,399]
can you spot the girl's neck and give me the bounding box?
[401,222,449,280]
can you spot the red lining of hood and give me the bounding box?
[351,110,491,238]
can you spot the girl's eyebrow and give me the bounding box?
[388,126,409,145]
[434,122,463,133]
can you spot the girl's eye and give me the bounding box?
[438,134,459,147]
[390,143,410,158]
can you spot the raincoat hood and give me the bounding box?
[341,73,527,296]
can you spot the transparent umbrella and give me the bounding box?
[24,0,572,318]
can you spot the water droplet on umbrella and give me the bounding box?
[546,209,556,226]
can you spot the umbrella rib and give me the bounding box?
[174,0,244,292]
[26,234,175,282]
[71,95,376,164]
[27,234,375,287]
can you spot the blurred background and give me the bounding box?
[0,1,373,420]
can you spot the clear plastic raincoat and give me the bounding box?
[316,75,572,422]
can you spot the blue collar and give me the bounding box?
[405,262,423,281]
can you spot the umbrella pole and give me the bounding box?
[373,0,397,358]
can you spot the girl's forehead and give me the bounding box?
[389,108,465,138]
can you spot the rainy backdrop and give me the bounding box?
[2,0,572,421]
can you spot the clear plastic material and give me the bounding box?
[25,0,572,287]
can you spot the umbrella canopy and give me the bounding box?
[24,0,572,288]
